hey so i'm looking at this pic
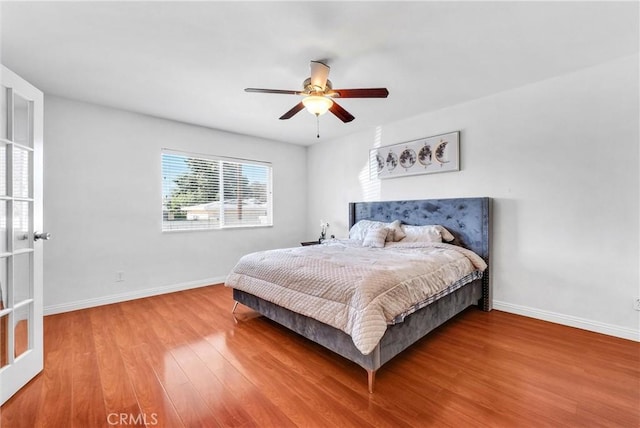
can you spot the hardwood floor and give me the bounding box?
[1,284,638,427]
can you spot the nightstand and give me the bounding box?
[300,240,320,246]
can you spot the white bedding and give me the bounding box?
[225,240,487,355]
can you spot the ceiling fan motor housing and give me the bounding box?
[303,77,332,94]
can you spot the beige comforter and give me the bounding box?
[225,240,487,355]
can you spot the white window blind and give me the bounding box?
[161,149,272,231]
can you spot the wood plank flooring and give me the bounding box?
[1,284,638,427]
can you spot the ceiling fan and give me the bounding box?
[245,60,389,137]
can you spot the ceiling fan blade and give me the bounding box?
[329,101,355,123]
[279,102,305,120]
[245,88,302,95]
[310,61,330,91]
[328,88,389,98]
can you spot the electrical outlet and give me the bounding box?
[634,298,640,311]
[116,271,125,282]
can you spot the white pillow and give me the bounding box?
[349,220,386,240]
[402,225,442,243]
[401,225,455,243]
[362,227,388,248]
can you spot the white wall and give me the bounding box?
[307,54,639,339]
[43,96,307,313]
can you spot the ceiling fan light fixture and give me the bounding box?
[302,95,333,116]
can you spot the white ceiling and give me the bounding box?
[1,1,638,146]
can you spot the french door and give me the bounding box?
[0,65,44,405]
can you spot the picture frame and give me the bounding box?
[370,131,460,179]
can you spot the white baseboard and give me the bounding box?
[493,300,639,342]
[43,276,228,316]
[43,286,640,342]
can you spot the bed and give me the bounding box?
[226,197,491,393]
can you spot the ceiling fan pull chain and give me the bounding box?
[316,114,320,138]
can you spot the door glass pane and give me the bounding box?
[0,258,6,308]
[13,93,30,147]
[13,201,31,251]
[13,147,30,198]
[0,141,6,196]
[0,87,6,140]
[13,253,31,304]
[0,201,6,254]
[14,304,30,358]
[0,313,8,368]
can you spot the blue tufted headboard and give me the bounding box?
[349,197,491,309]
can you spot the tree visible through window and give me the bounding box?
[162,150,272,231]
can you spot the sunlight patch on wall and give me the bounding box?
[359,126,382,201]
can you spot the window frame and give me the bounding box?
[161,148,273,232]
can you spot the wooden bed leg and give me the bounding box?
[367,369,376,394]
[231,301,239,324]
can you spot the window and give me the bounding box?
[161,149,272,231]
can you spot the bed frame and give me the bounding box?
[232,197,491,393]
